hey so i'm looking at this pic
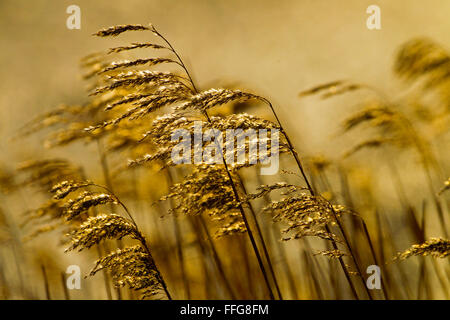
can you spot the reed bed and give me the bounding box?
[0,23,449,300]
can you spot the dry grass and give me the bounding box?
[0,22,449,300]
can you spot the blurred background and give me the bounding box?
[1,0,450,157]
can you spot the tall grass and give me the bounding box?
[0,24,449,300]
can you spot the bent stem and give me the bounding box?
[95,138,123,299]
[238,173,283,299]
[153,26,277,299]
[260,97,374,299]
[134,230,173,300]
[89,183,172,300]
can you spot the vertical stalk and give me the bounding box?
[135,231,172,300]
[95,138,122,300]
[61,272,70,300]
[79,168,114,300]
[238,173,283,299]
[255,173,298,299]
[302,250,324,299]
[96,245,113,300]
[400,116,448,238]
[93,185,173,300]
[165,168,190,299]
[360,219,389,299]
[203,110,276,299]
[0,261,8,299]
[89,180,172,299]
[197,216,237,299]
[261,98,371,299]
[325,224,359,299]
[96,138,114,193]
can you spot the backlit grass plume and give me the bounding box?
[94,24,151,37]
[160,164,245,238]
[89,245,163,298]
[262,190,342,242]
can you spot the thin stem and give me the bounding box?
[165,168,190,299]
[197,216,237,299]
[61,272,70,300]
[200,109,276,299]
[325,225,359,299]
[89,183,172,300]
[238,173,283,299]
[258,97,314,193]
[95,139,123,300]
[88,183,138,227]
[135,231,172,300]
[398,116,448,238]
[96,139,115,192]
[41,265,51,300]
[360,219,390,300]
[96,245,113,300]
[259,97,370,299]
[153,27,199,93]
[330,208,374,299]
[255,173,299,299]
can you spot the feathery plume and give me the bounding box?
[175,89,260,112]
[66,214,138,251]
[89,245,164,298]
[51,181,93,200]
[108,42,167,54]
[64,192,118,220]
[94,24,150,37]
[396,238,450,259]
[99,58,177,74]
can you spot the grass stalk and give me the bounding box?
[153,27,277,299]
